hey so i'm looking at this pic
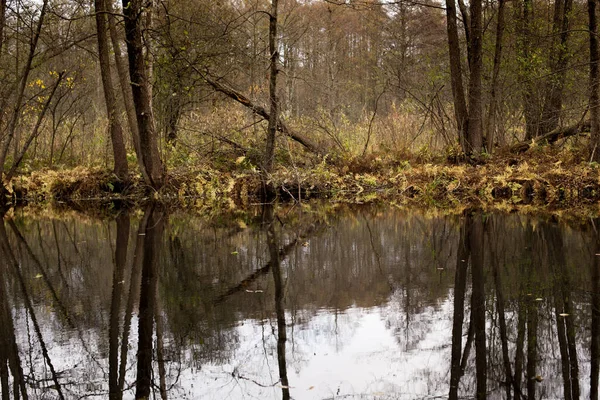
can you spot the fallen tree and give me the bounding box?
[510,120,591,153]
[195,68,324,156]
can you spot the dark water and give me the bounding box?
[0,204,599,399]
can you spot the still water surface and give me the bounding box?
[0,205,599,399]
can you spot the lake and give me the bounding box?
[0,203,598,399]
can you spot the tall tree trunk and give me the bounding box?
[486,0,506,150]
[467,0,484,155]
[445,0,469,152]
[539,0,573,135]
[107,6,148,183]
[122,0,165,190]
[264,0,279,195]
[95,0,128,182]
[519,0,539,140]
[589,0,600,161]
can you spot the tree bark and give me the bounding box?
[107,2,148,183]
[95,0,128,182]
[445,0,469,152]
[264,0,279,185]
[519,0,539,140]
[122,0,165,190]
[467,0,484,155]
[486,0,506,150]
[590,0,600,161]
[539,0,573,135]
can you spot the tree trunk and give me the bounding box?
[445,0,469,152]
[264,0,279,194]
[539,0,573,135]
[486,0,506,150]
[201,73,322,155]
[95,0,128,182]
[519,0,539,140]
[122,0,165,190]
[467,0,484,155]
[0,0,48,181]
[108,2,149,184]
[590,0,600,161]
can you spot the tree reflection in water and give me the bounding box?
[1,206,600,399]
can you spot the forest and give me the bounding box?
[0,0,599,206]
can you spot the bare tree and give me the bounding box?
[122,0,165,190]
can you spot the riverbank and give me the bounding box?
[5,147,600,217]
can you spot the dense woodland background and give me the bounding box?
[0,0,599,192]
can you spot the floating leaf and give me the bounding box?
[35,274,43,279]
[231,251,238,255]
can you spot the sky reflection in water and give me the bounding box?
[0,206,598,399]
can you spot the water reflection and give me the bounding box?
[1,206,600,398]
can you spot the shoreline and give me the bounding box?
[3,152,600,219]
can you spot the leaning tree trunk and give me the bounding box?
[122,0,165,190]
[589,0,600,161]
[95,0,128,182]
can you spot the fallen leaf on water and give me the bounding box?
[231,251,238,255]
[35,274,43,279]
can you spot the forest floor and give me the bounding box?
[6,145,600,218]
